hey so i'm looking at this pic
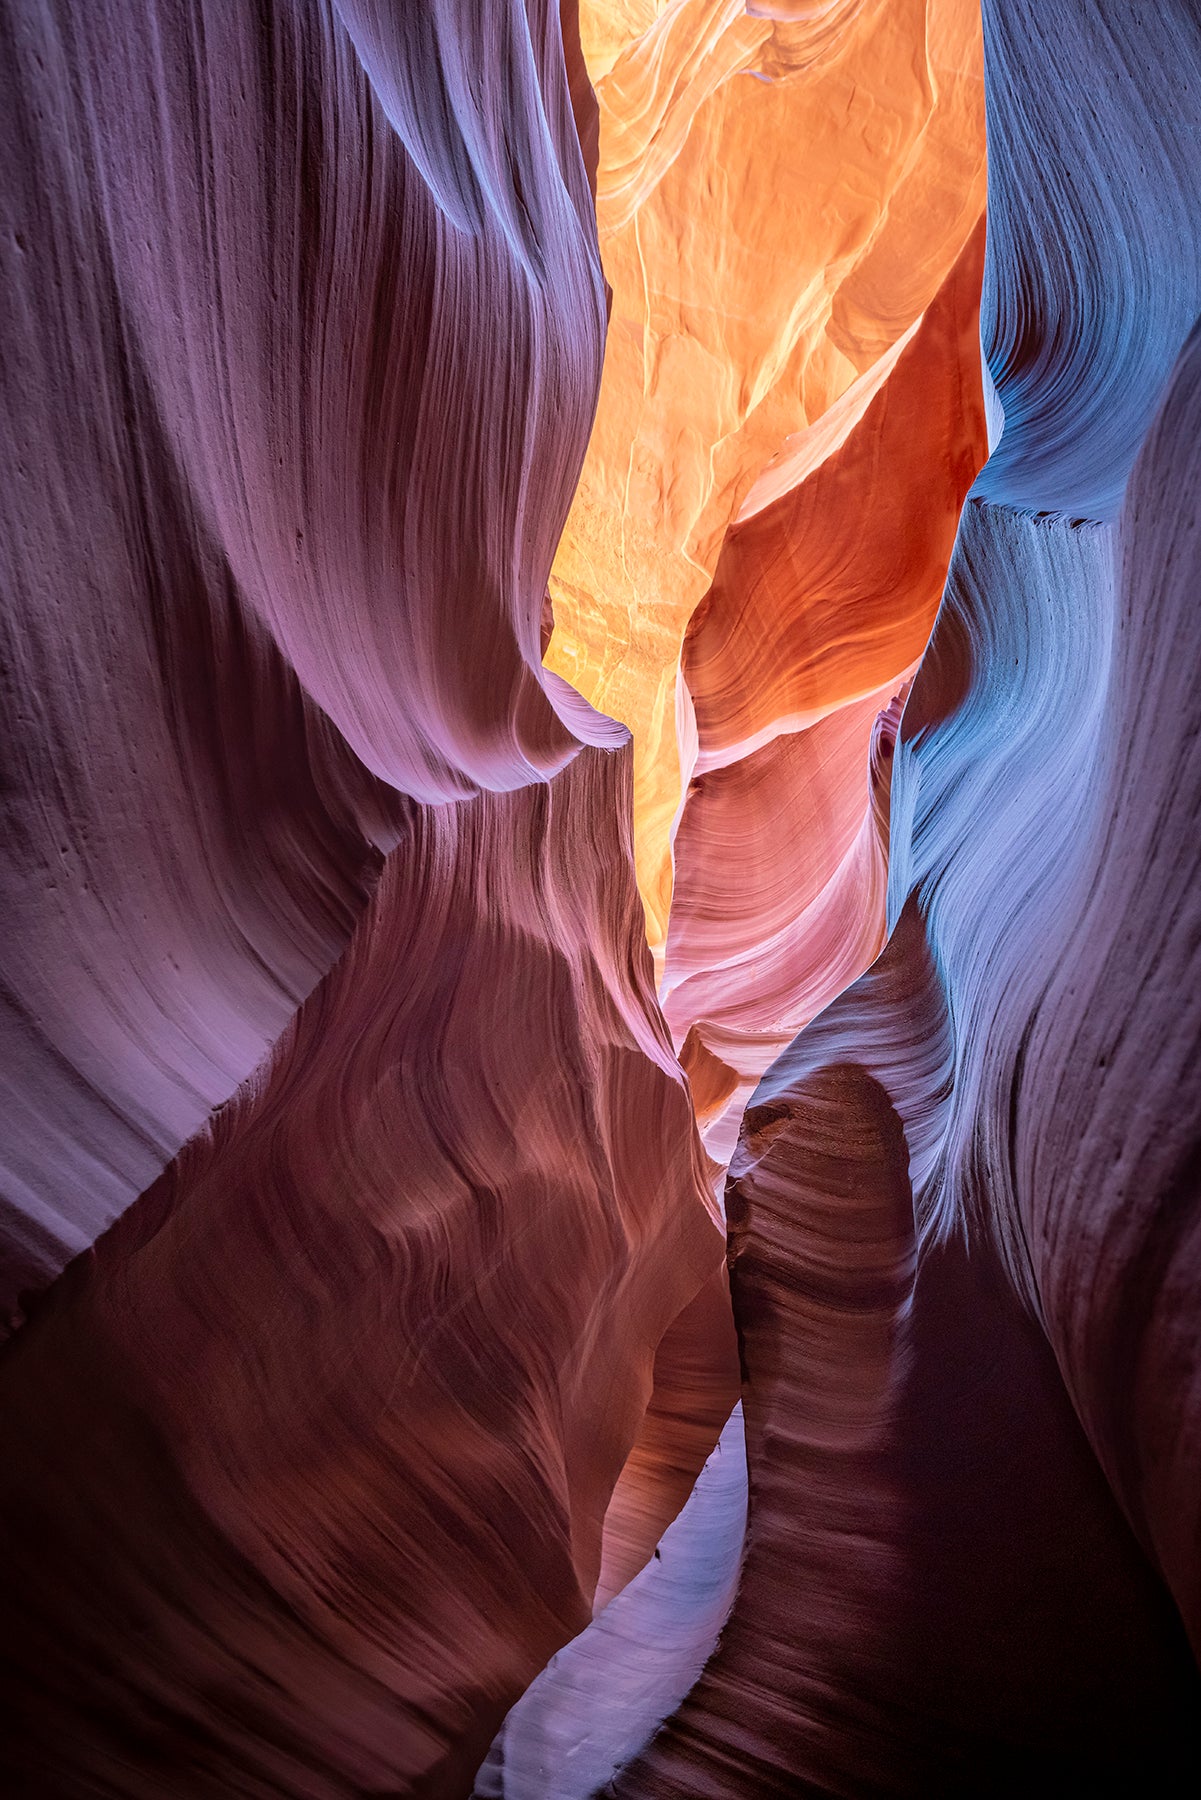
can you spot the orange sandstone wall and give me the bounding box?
[546,0,987,965]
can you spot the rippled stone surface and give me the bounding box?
[0,4,736,1791]
[4,0,1200,1794]
[545,0,987,955]
[612,2,1201,1791]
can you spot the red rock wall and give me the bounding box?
[0,3,736,1791]
[665,220,990,1161]
[0,0,609,1314]
[4,0,1201,1794]
[610,1,1201,1791]
[1,746,736,1795]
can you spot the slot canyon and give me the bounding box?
[1,2,1199,1794]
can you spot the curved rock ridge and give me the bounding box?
[476,1404,747,1800]
[666,687,895,1170]
[0,0,741,1792]
[619,1039,1201,1795]
[0,741,737,1797]
[475,25,990,1785]
[682,221,988,768]
[0,0,616,1316]
[610,1,1201,1789]
[663,216,988,1163]
[545,0,987,954]
[6,0,1201,1794]
[975,0,1201,520]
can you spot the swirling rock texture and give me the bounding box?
[476,1405,748,1800]
[4,1,1201,1798]
[610,0,1201,1793]
[666,216,989,1163]
[544,0,988,960]
[478,13,989,1790]
[0,0,736,1793]
[0,747,737,1797]
[0,0,612,1314]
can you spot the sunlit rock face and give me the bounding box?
[666,217,989,1161]
[0,1,737,1791]
[473,14,989,1789]
[4,0,1201,1795]
[546,0,987,958]
[613,1,1201,1792]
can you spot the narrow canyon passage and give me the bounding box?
[1,3,1200,1797]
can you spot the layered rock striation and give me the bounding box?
[614,1,1201,1791]
[0,0,609,1316]
[0,745,737,1796]
[0,2,736,1792]
[545,0,988,958]
[665,216,989,1164]
[3,0,1201,1795]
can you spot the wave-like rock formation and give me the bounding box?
[0,1,737,1792]
[472,14,990,1784]
[665,217,989,1162]
[612,1,1201,1792]
[0,0,610,1316]
[477,1405,747,1800]
[1,746,737,1796]
[545,0,987,956]
[5,0,1201,1794]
